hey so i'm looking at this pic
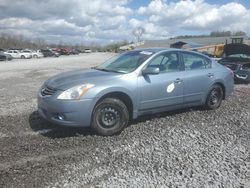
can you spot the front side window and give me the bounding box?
[95,50,154,74]
[182,53,211,70]
[147,52,181,73]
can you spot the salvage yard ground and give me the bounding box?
[0,53,250,187]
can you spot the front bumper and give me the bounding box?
[37,94,96,127]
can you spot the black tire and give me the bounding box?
[21,55,25,59]
[205,84,224,110]
[33,55,38,58]
[91,98,129,136]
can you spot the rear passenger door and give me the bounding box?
[180,52,214,104]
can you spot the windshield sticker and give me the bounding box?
[140,51,153,55]
[166,83,175,93]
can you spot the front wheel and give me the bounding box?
[205,84,224,110]
[21,55,25,59]
[91,98,129,136]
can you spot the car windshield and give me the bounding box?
[94,50,154,74]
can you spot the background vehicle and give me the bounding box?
[191,44,225,58]
[218,54,250,83]
[34,50,45,58]
[22,49,44,58]
[84,49,92,53]
[38,49,234,136]
[191,37,249,58]
[0,52,13,61]
[51,49,60,57]
[223,37,250,57]
[40,49,60,57]
[71,49,80,55]
[59,48,71,55]
[4,50,32,59]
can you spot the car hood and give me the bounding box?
[219,57,250,65]
[224,43,250,56]
[45,68,122,90]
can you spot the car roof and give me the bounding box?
[133,48,172,53]
[132,48,206,55]
[131,48,212,61]
[132,48,200,53]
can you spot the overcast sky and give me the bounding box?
[0,0,250,44]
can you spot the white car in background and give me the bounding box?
[84,49,92,53]
[22,49,44,58]
[4,50,32,59]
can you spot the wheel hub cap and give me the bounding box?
[100,107,120,127]
[210,89,220,105]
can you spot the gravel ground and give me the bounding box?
[0,53,249,187]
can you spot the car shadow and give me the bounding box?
[29,107,203,139]
[132,107,202,124]
[29,111,95,138]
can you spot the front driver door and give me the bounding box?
[138,51,184,111]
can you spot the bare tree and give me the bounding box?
[132,27,145,42]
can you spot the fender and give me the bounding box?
[89,86,139,119]
[202,78,225,103]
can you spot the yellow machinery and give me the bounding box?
[214,44,225,57]
[191,44,225,57]
[190,37,249,57]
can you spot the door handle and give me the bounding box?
[208,73,214,78]
[174,78,182,84]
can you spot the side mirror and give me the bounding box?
[142,67,160,75]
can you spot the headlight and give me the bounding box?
[57,84,94,100]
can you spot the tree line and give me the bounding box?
[0,33,130,52]
[0,30,247,51]
[174,31,247,39]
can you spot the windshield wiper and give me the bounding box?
[92,67,125,74]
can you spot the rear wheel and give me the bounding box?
[91,98,129,136]
[205,84,223,110]
[21,55,25,59]
[33,54,38,58]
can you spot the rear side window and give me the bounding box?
[182,53,211,70]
